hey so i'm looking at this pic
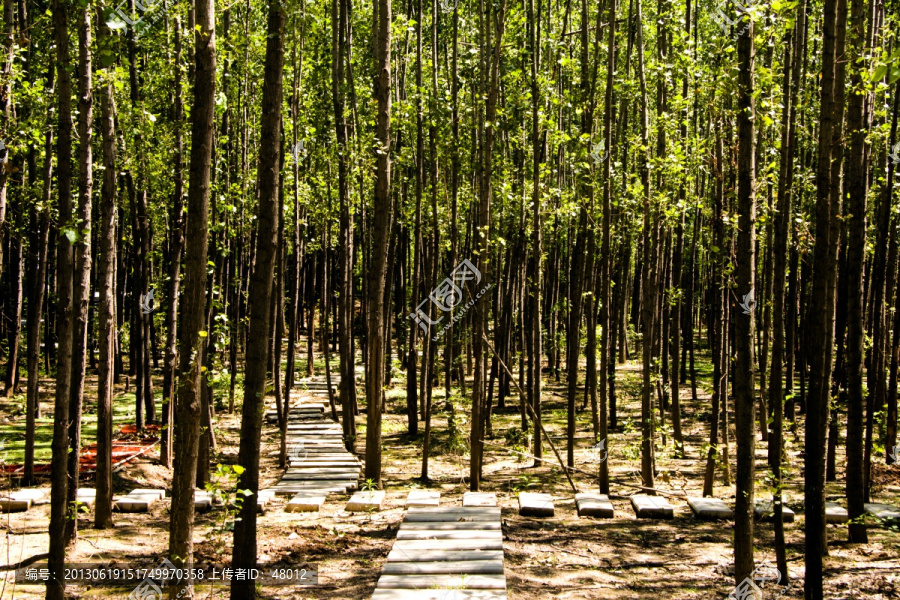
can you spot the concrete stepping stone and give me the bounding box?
[575,493,614,518]
[405,507,500,522]
[382,560,504,575]
[864,502,900,523]
[256,489,275,512]
[463,492,497,507]
[406,490,440,507]
[372,591,507,600]
[194,490,213,512]
[687,497,733,520]
[346,490,385,512]
[754,501,795,522]
[1,489,48,512]
[114,489,166,512]
[825,502,849,524]
[518,492,554,517]
[75,488,96,508]
[285,493,326,513]
[1,492,32,512]
[630,494,674,519]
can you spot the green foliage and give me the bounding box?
[204,464,252,562]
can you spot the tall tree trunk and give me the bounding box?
[733,12,756,585]
[843,0,871,543]
[470,0,506,490]
[364,0,392,486]
[95,9,118,530]
[805,0,845,593]
[162,18,186,468]
[526,0,543,467]
[24,82,53,485]
[635,0,655,490]
[168,0,216,592]
[47,0,74,593]
[231,0,284,594]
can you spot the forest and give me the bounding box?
[0,0,899,595]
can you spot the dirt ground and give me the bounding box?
[1,358,899,600]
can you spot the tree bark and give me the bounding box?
[168,0,216,593]
[733,12,756,585]
[364,0,392,486]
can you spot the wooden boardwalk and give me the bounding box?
[264,378,361,498]
[372,506,507,600]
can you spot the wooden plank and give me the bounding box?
[405,507,500,522]
[386,550,503,563]
[382,560,504,575]
[281,473,360,481]
[374,574,505,590]
[396,530,502,541]
[400,522,501,531]
[284,467,361,474]
[392,540,504,552]
[371,589,507,600]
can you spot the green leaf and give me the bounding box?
[233,464,245,475]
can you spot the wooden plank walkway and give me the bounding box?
[372,506,507,600]
[263,379,361,499]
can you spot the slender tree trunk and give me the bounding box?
[733,12,756,585]
[231,0,284,595]
[168,0,216,592]
[843,0,871,543]
[162,19,186,468]
[24,89,52,485]
[64,0,93,548]
[805,0,845,592]
[364,0,392,486]
[94,9,118,529]
[47,0,74,593]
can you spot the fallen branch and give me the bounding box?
[0,553,50,571]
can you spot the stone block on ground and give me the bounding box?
[687,497,733,520]
[517,492,554,517]
[75,488,96,508]
[285,493,326,513]
[346,490,385,512]
[865,502,900,524]
[825,502,849,524]
[754,501,795,522]
[463,492,497,507]
[405,490,440,507]
[257,489,276,512]
[630,495,674,519]
[0,493,31,512]
[575,493,614,518]
[194,490,213,512]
